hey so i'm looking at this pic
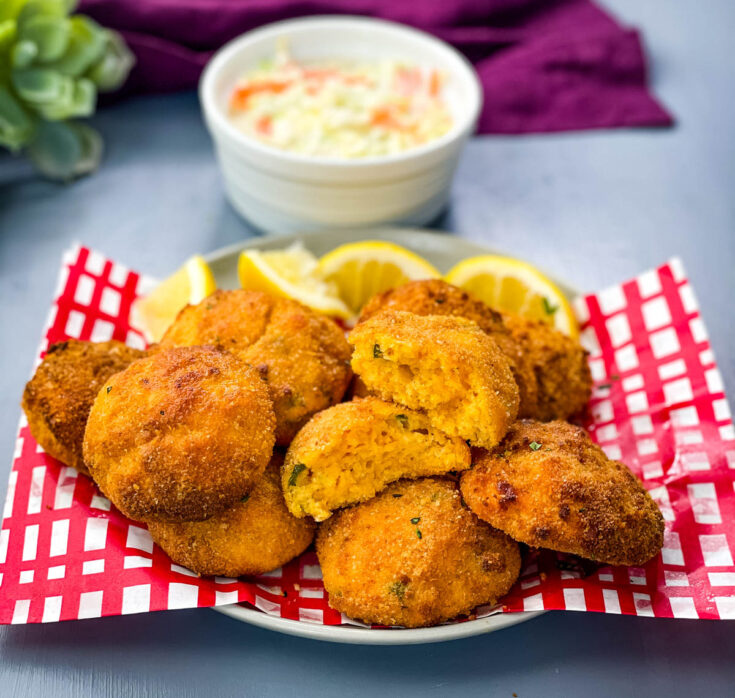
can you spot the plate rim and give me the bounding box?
[204,227,579,644]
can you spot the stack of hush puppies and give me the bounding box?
[22,279,665,629]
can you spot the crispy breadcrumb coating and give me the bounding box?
[460,420,664,566]
[159,289,352,445]
[502,314,591,421]
[282,397,470,521]
[349,311,519,449]
[148,453,315,577]
[317,477,521,628]
[83,346,276,523]
[22,339,143,475]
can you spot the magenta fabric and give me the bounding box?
[79,0,673,133]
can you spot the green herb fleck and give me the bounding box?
[611,374,620,381]
[240,493,250,503]
[388,581,407,600]
[598,383,612,390]
[410,517,421,525]
[529,441,542,451]
[392,494,403,498]
[435,297,446,304]
[160,410,165,416]
[288,463,307,487]
[466,439,472,447]
[373,344,383,359]
[206,303,214,310]
[396,414,409,428]
[106,386,112,394]
[542,297,559,315]
[578,508,586,514]
[416,529,423,539]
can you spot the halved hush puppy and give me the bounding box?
[148,453,315,578]
[22,339,144,475]
[83,346,276,523]
[349,311,519,450]
[358,279,539,417]
[317,477,521,628]
[158,289,352,445]
[282,397,470,521]
[460,420,664,567]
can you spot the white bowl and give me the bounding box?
[199,16,482,233]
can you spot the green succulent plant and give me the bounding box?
[0,0,134,180]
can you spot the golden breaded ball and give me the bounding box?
[358,279,565,419]
[148,452,315,577]
[317,477,521,628]
[502,314,591,421]
[460,420,664,566]
[159,289,352,445]
[283,397,470,521]
[22,339,144,475]
[349,311,519,449]
[83,346,275,523]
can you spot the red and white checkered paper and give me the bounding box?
[1,245,734,626]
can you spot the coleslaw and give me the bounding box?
[228,42,453,158]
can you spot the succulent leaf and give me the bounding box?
[51,15,106,77]
[18,15,70,62]
[86,30,135,91]
[0,84,34,150]
[12,66,73,105]
[28,118,101,179]
[11,39,37,68]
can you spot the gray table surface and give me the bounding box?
[1,0,734,696]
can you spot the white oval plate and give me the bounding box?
[205,227,575,644]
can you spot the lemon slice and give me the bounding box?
[132,255,216,343]
[444,255,578,337]
[238,243,351,319]
[318,241,441,314]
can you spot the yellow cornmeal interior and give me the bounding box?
[282,398,470,521]
[349,316,519,450]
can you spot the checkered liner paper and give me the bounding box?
[1,245,734,627]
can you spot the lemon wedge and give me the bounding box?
[444,255,578,337]
[238,243,351,319]
[132,255,217,343]
[318,241,441,315]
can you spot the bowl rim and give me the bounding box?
[199,14,483,169]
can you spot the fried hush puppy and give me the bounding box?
[148,453,315,577]
[349,311,519,450]
[358,279,539,417]
[316,477,521,628]
[83,346,276,523]
[358,279,591,420]
[282,397,470,521]
[460,420,664,566]
[22,339,144,475]
[159,289,352,445]
[503,314,591,421]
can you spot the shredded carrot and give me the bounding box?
[429,70,442,97]
[230,80,291,111]
[255,114,273,135]
[371,106,402,130]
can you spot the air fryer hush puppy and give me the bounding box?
[357,279,591,420]
[317,477,521,628]
[148,452,314,577]
[502,314,591,421]
[460,420,664,566]
[22,339,144,475]
[83,346,276,523]
[349,311,519,449]
[282,397,470,521]
[159,289,352,445]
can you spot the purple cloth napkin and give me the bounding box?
[79,0,672,133]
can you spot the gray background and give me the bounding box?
[1,0,734,695]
